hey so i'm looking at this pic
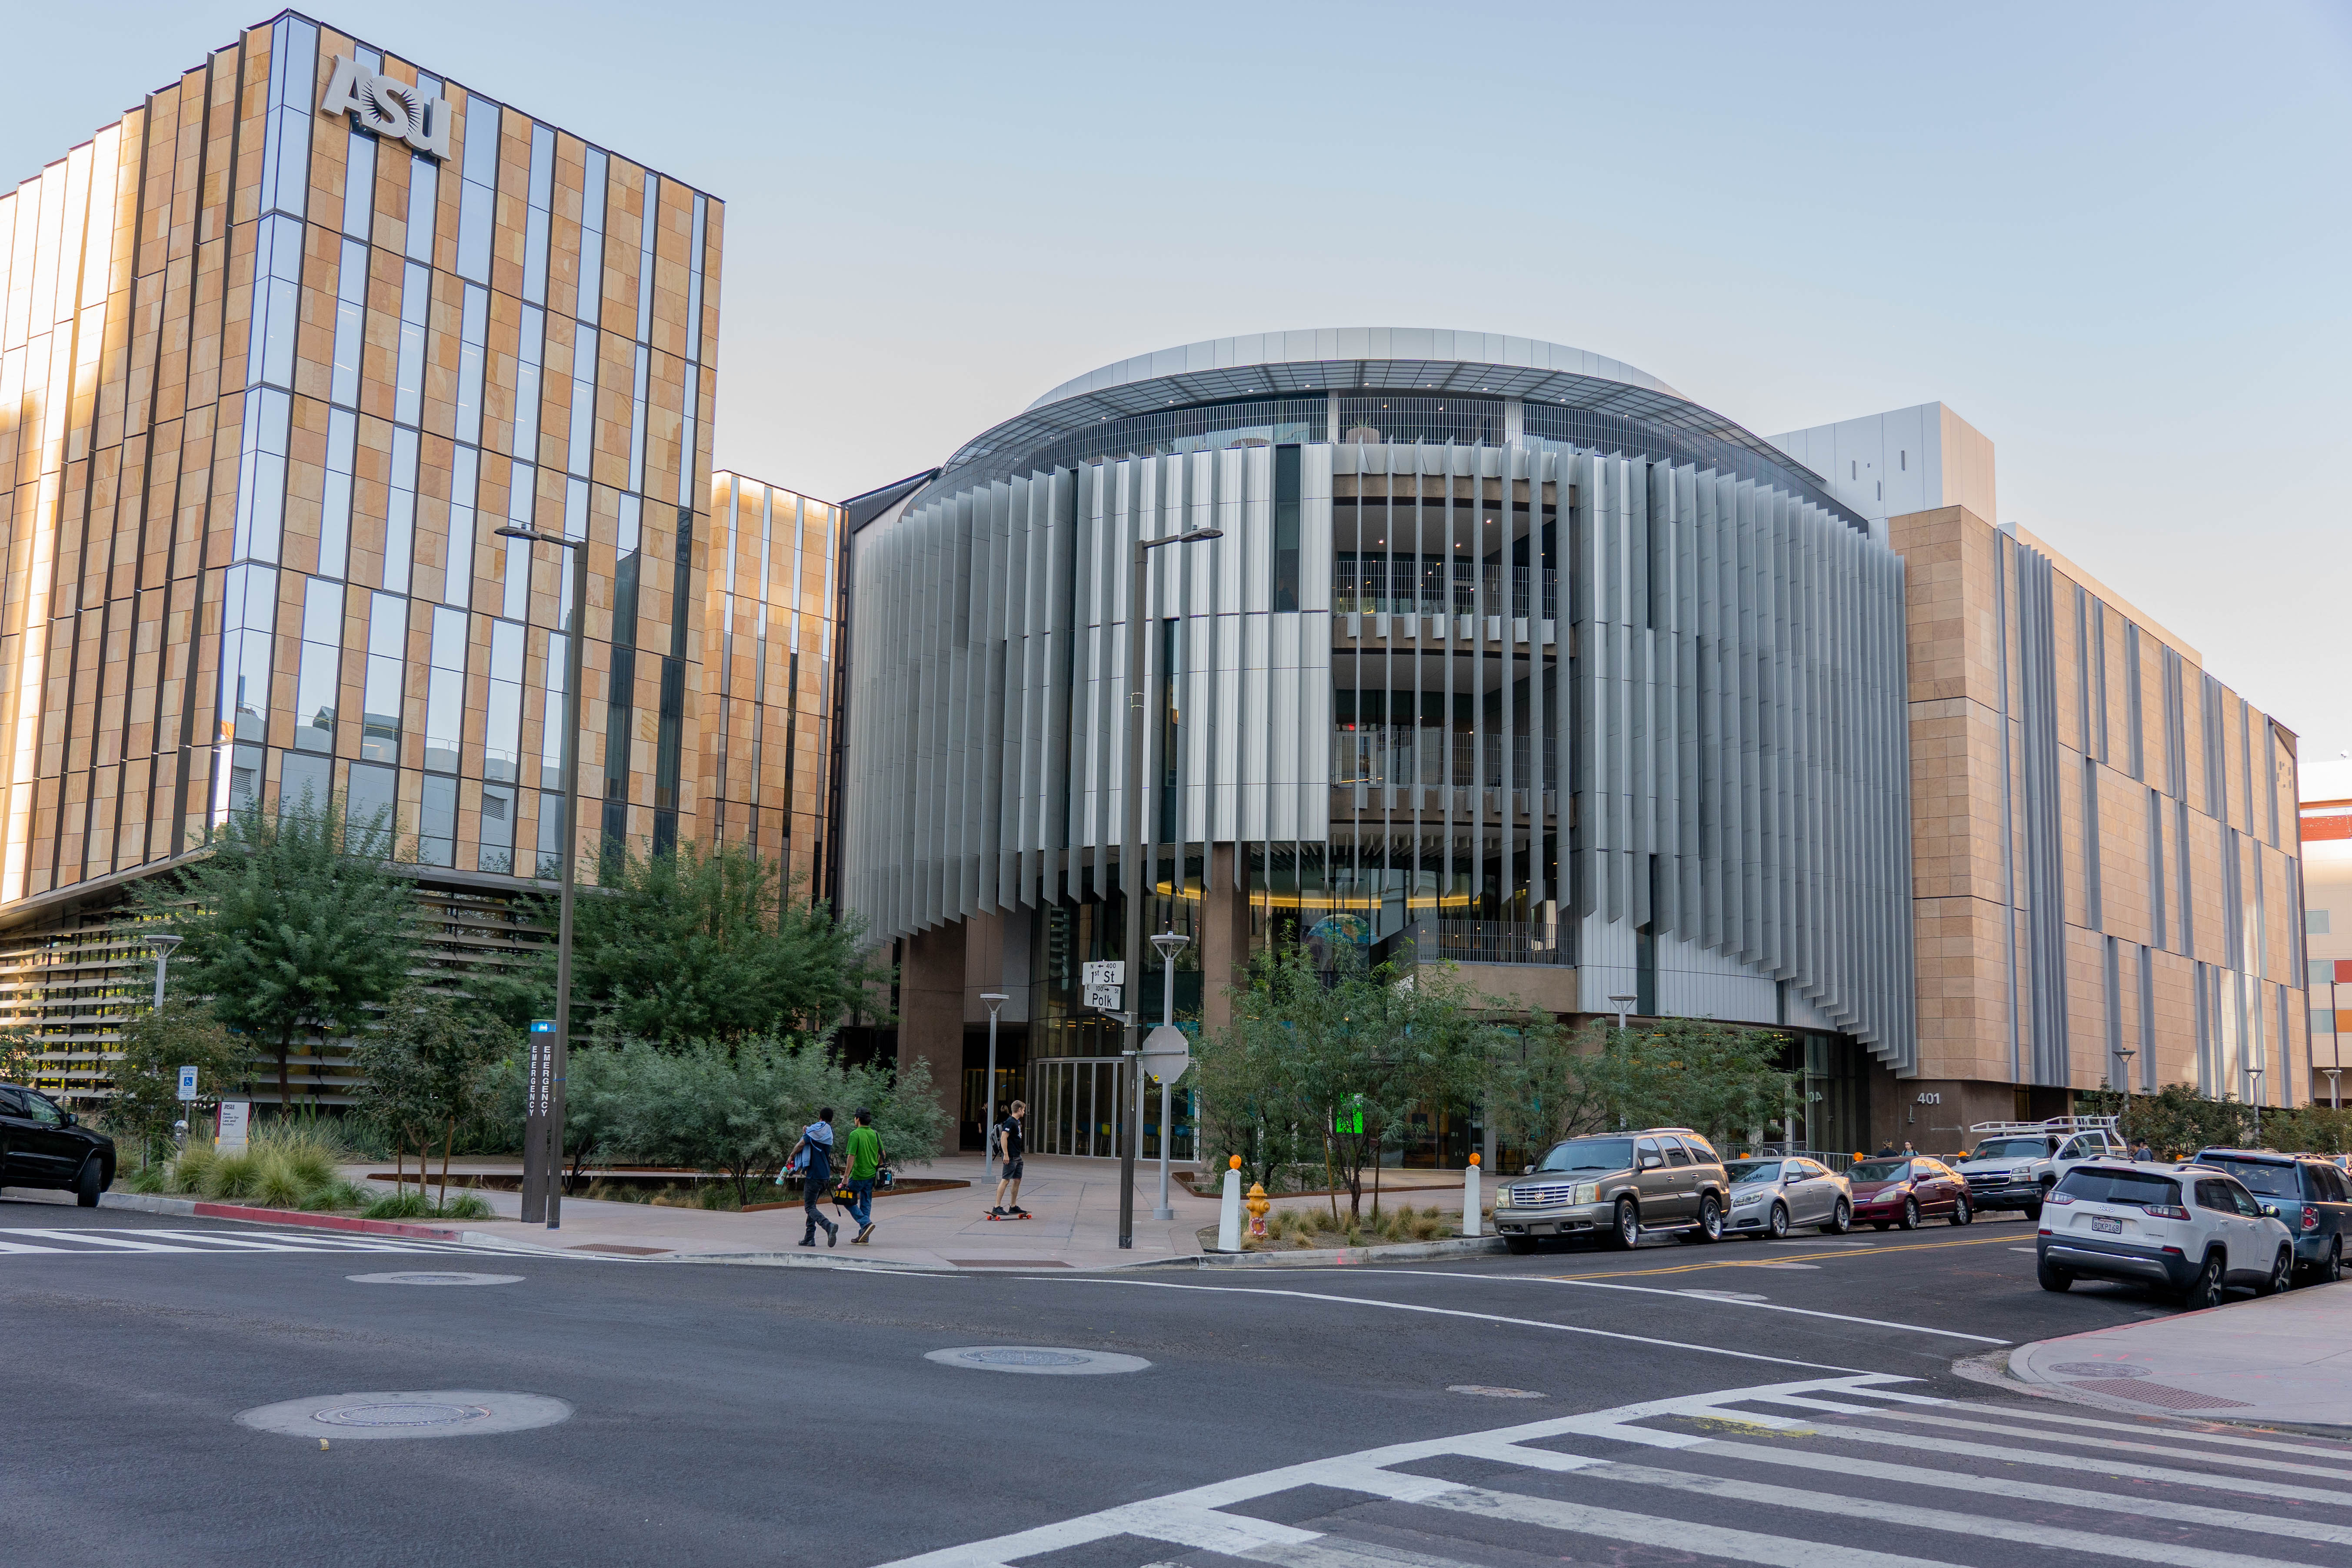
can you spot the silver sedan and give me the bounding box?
[1723,1157,1852,1239]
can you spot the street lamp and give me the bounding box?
[1607,993,1637,1032]
[143,933,182,1010]
[1149,929,1189,1222]
[498,523,589,1231]
[979,992,1009,1185]
[2326,1066,2342,1112]
[2112,1044,2135,1095]
[1118,524,1220,1251]
[2247,1062,2264,1146]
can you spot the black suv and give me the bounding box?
[0,1083,116,1206]
[2191,1148,2352,1284]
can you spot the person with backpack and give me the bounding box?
[794,1107,840,1248]
[989,1099,1029,1218]
[843,1107,885,1244]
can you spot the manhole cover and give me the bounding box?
[2051,1361,2150,1378]
[236,1390,572,1440]
[924,1345,1152,1375]
[1682,1289,1770,1302]
[346,1272,522,1287]
[1450,1384,1546,1398]
[316,1401,489,1428]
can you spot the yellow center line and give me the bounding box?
[1538,1232,2026,1280]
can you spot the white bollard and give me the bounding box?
[1463,1155,1482,1238]
[1218,1157,1243,1252]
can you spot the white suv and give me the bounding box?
[2036,1162,2294,1309]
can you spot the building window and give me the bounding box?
[2311,909,2333,935]
[1273,444,1301,613]
[419,775,456,868]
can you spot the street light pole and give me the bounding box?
[2326,1067,2342,1112]
[1607,993,1637,1032]
[2247,1063,2265,1146]
[499,523,587,1230]
[143,933,182,1010]
[980,991,1008,1186]
[1119,524,1219,1251]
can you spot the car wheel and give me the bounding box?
[73,1158,102,1208]
[1898,1196,1921,1231]
[2255,1246,2292,1298]
[2036,1256,2072,1292]
[1819,1197,1851,1235]
[2023,1201,2043,1222]
[1503,1235,1538,1256]
[1678,1194,1724,1244]
[1766,1201,1790,1240]
[2323,1238,2345,1285]
[1609,1197,1640,1251]
[2179,1250,2226,1311]
[1949,1195,1972,1228]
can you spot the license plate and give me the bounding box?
[2091,1215,2122,1234]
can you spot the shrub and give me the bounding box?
[363,1190,431,1220]
[200,1150,258,1201]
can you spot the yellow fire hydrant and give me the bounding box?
[1246,1181,1270,1239]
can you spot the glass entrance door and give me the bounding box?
[1029,1058,1127,1157]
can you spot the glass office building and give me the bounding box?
[842,330,1916,1158]
[0,13,834,1102]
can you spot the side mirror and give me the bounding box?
[1639,1154,1663,1171]
[2261,1204,2281,1219]
[1521,1165,1534,1176]
[62,1112,77,1126]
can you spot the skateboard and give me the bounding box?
[985,1209,1033,1221]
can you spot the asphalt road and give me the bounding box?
[6,1197,2347,1568]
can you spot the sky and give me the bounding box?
[7,1,2349,760]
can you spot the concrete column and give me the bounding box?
[898,924,965,1130]
[1201,842,1251,1037]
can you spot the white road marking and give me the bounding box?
[1873,1392,2352,1457]
[1519,1272,2008,1344]
[1028,1277,1874,1373]
[1774,1420,2352,1506]
[1861,1408,2352,1478]
[1416,1483,1968,1568]
[1577,1458,2313,1568]
[6,1228,200,1251]
[1683,1435,2352,1548]
[0,1237,70,1252]
[0,1227,506,1257]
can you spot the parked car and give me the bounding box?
[1953,1117,2124,1218]
[1493,1129,1731,1253]
[2036,1161,2293,1308]
[0,1083,116,1206]
[2190,1148,2352,1284]
[1846,1155,1972,1229]
[1722,1156,1852,1238]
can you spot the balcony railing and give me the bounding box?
[1375,918,1572,968]
[1333,728,1552,791]
[1333,560,1556,620]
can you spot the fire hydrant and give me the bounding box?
[1246,1181,1270,1239]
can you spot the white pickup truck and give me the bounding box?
[1953,1116,2125,1220]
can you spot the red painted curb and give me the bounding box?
[188,1202,463,1242]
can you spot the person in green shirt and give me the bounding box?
[842,1107,886,1244]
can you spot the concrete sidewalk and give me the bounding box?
[346,1154,1475,1270]
[2006,1279,2352,1428]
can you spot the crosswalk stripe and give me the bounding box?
[1576,1457,2316,1568]
[1789,1420,2352,1506]
[1416,1484,1969,1568]
[6,1229,201,1252]
[1684,1437,2352,1547]
[1863,1394,2352,1459]
[1859,1409,2352,1479]
[0,1237,70,1253]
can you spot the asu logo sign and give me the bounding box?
[320,55,452,160]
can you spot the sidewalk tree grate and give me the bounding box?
[236,1390,573,1440]
[2059,1377,2251,1409]
[925,1346,1152,1375]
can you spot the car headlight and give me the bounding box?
[1732,1190,1765,1206]
[1572,1182,1598,1205]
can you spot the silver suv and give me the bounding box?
[1493,1129,1730,1254]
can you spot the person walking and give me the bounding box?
[989,1099,1028,1218]
[2133,1137,2155,1161]
[795,1107,840,1248]
[843,1107,885,1244]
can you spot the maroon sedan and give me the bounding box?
[1846,1157,1972,1230]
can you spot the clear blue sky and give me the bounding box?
[8,2,2348,759]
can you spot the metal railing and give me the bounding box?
[1377,917,1571,968]
[1333,730,1552,791]
[1333,561,1556,620]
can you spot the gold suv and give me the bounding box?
[1492,1129,1730,1254]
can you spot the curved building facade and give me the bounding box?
[844,330,1915,1157]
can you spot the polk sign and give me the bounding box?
[320,55,453,160]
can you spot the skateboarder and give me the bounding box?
[989,1100,1028,1218]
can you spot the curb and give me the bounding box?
[1151,1235,1508,1269]
[99,1190,470,1242]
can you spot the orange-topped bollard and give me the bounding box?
[1230,1155,1242,1169]
[1216,1155,1246,1251]
[1246,1181,1270,1239]
[1464,1153,1482,1238]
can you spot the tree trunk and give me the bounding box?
[439,1116,455,1210]
[395,1142,405,1195]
